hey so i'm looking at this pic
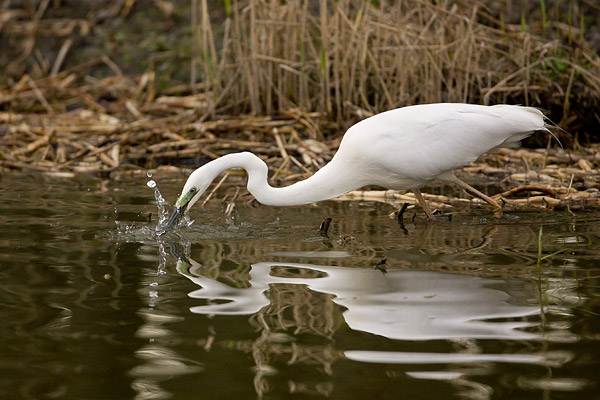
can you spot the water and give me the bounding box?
[1,174,599,399]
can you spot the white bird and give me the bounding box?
[164,103,547,230]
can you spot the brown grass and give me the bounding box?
[189,0,600,134]
[0,0,599,212]
[2,0,600,133]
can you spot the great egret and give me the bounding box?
[164,103,547,231]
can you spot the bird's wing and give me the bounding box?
[345,104,545,183]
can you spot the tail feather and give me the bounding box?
[490,105,557,149]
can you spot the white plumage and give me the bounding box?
[333,103,544,189]
[164,103,547,230]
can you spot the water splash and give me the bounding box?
[111,172,195,241]
[147,241,169,307]
[154,187,168,233]
[146,172,170,234]
[113,220,156,242]
[181,213,194,229]
[111,172,171,240]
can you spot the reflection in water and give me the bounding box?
[130,241,204,400]
[344,350,570,366]
[165,243,580,398]
[2,175,598,400]
[163,243,585,399]
[174,250,540,341]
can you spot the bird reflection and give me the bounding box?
[162,242,577,399]
[168,242,540,341]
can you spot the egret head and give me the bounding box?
[163,169,211,232]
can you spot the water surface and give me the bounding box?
[1,174,599,399]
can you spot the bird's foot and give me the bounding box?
[432,209,453,221]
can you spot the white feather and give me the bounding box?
[339,103,546,187]
[165,103,547,228]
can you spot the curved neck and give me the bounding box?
[202,152,362,206]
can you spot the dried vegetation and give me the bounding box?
[0,0,599,210]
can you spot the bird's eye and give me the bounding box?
[189,187,197,194]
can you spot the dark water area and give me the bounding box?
[1,174,599,399]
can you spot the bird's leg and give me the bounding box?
[412,188,435,220]
[448,175,503,218]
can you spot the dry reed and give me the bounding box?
[0,1,599,212]
[189,0,600,131]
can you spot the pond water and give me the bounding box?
[1,173,599,399]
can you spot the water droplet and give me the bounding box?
[149,282,158,287]
[146,180,156,188]
[146,171,152,178]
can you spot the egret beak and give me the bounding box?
[161,187,198,233]
[163,204,186,232]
